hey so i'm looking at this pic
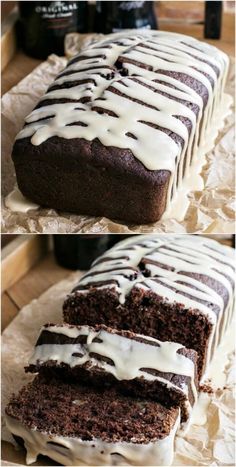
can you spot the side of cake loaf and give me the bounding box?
[12,30,229,223]
[25,323,198,422]
[5,375,180,466]
[63,235,235,381]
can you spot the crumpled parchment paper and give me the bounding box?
[1,42,235,233]
[1,272,235,466]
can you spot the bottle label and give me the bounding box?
[35,1,78,20]
[118,1,146,11]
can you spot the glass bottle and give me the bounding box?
[95,1,157,34]
[18,1,88,59]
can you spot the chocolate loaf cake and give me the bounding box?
[6,375,180,466]
[26,323,198,422]
[12,30,229,223]
[63,235,235,381]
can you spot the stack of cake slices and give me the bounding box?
[5,235,235,466]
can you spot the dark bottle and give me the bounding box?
[18,1,88,59]
[53,235,111,270]
[53,234,134,270]
[204,1,222,39]
[95,1,157,34]
[107,234,135,249]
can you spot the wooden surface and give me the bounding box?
[1,18,17,71]
[1,234,17,248]
[1,7,235,95]
[2,237,71,466]
[1,1,17,20]
[160,12,235,55]
[2,235,48,292]
[1,251,71,332]
[1,2,18,71]
[1,51,42,95]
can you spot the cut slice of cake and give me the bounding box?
[63,235,235,381]
[5,375,180,466]
[26,323,198,423]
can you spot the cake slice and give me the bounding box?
[63,235,235,381]
[5,375,180,466]
[26,323,198,423]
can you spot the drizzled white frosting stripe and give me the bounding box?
[15,30,229,213]
[5,412,180,466]
[72,235,235,377]
[29,324,197,416]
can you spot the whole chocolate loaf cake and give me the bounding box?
[12,30,229,223]
[63,235,235,381]
[6,375,180,466]
[26,323,198,422]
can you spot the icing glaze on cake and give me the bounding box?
[27,323,198,420]
[67,235,235,377]
[6,375,180,466]
[6,412,180,466]
[15,30,229,214]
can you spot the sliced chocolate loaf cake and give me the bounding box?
[26,323,198,422]
[12,30,229,223]
[6,375,180,466]
[63,235,235,381]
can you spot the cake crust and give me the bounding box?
[12,136,169,223]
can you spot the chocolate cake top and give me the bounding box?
[14,31,228,214]
[16,30,227,159]
[15,31,228,211]
[73,235,234,317]
[66,235,234,381]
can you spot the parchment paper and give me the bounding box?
[1,45,235,233]
[1,272,235,466]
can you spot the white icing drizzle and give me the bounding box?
[29,324,197,416]
[5,412,180,466]
[5,186,39,213]
[73,235,235,378]
[15,30,229,214]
